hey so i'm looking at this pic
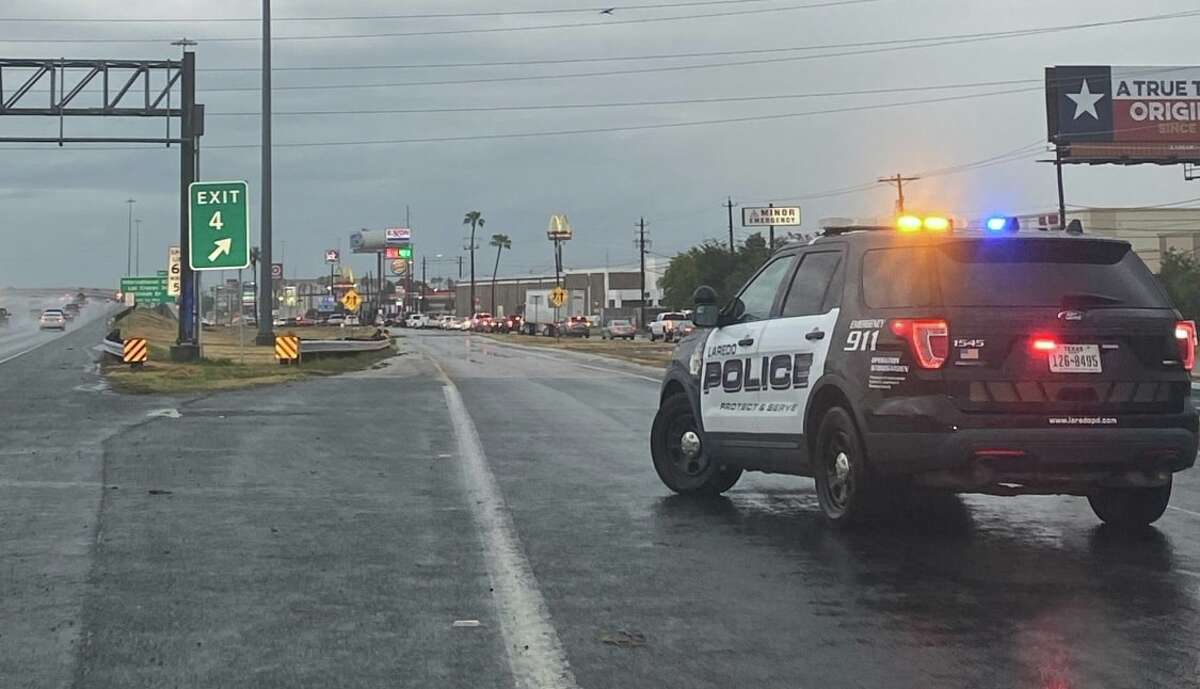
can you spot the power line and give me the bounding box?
[180,13,1200,93]
[0,0,879,43]
[193,84,1039,150]
[186,15,1200,74]
[205,78,1041,117]
[0,0,784,23]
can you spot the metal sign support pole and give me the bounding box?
[1055,146,1068,231]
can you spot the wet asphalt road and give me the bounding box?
[3,324,1200,688]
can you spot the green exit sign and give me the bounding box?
[120,275,170,306]
[189,180,250,271]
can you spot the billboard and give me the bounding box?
[1047,65,1200,163]
[352,229,412,253]
[742,206,801,227]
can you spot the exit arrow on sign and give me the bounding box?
[208,238,232,262]
[189,180,250,271]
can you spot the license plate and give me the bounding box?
[1048,344,1102,373]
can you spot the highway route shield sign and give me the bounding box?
[189,180,250,271]
[341,289,362,311]
[549,286,568,308]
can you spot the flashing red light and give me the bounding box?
[888,318,948,369]
[1176,320,1196,371]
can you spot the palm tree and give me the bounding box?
[463,211,484,314]
[489,233,512,314]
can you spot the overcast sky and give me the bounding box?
[1,0,1199,288]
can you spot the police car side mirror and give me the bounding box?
[718,298,746,327]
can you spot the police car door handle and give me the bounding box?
[737,337,755,347]
[806,329,826,341]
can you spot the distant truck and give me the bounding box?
[648,312,694,342]
[523,288,584,335]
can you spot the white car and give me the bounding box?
[406,313,431,328]
[438,315,455,329]
[39,309,67,330]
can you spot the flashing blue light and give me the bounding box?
[986,216,1008,232]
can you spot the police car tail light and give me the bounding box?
[889,319,949,369]
[1175,320,1196,371]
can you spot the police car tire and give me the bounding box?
[651,394,742,496]
[813,407,878,525]
[1087,479,1172,528]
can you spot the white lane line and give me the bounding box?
[0,336,56,366]
[1168,505,1200,519]
[442,381,579,689]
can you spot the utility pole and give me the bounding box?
[458,255,463,280]
[635,218,650,332]
[255,0,275,345]
[878,173,920,213]
[724,197,735,253]
[421,256,427,312]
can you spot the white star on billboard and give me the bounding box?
[1067,79,1104,120]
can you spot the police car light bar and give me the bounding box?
[895,214,952,233]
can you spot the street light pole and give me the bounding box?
[125,198,135,275]
[134,218,142,274]
[255,0,275,345]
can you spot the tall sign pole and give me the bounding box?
[256,0,275,344]
[176,50,198,353]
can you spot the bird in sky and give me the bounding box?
[600,7,615,14]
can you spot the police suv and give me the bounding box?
[650,215,1199,526]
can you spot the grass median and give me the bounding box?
[481,332,674,368]
[104,308,396,394]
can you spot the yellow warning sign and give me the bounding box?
[549,286,568,308]
[341,288,362,311]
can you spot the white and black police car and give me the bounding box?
[650,214,1198,526]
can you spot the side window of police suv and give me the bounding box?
[728,257,794,323]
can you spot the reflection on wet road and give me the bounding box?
[416,329,1200,689]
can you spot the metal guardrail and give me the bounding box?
[98,333,392,360]
[99,336,124,359]
[300,338,392,354]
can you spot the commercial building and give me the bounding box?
[1007,207,1200,272]
[452,259,667,326]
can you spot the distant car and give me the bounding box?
[0,307,10,327]
[561,315,591,338]
[39,309,66,330]
[63,302,80,320]
[436,315,454,329]
[602,319,636,340]
[471,312,494,332]
[503,314,523,333]
[272,316,286,327]
[325,314,345,327]
[406,313,431,329]
[344,315,360,327]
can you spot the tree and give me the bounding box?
[463,211,485,314]
[1158,248,1200,320]
[659,232,771,310]
[489,233,512,313]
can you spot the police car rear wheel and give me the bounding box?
[814,407,875,524]
[1087,479,1172,528]
[651,394,741,495]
